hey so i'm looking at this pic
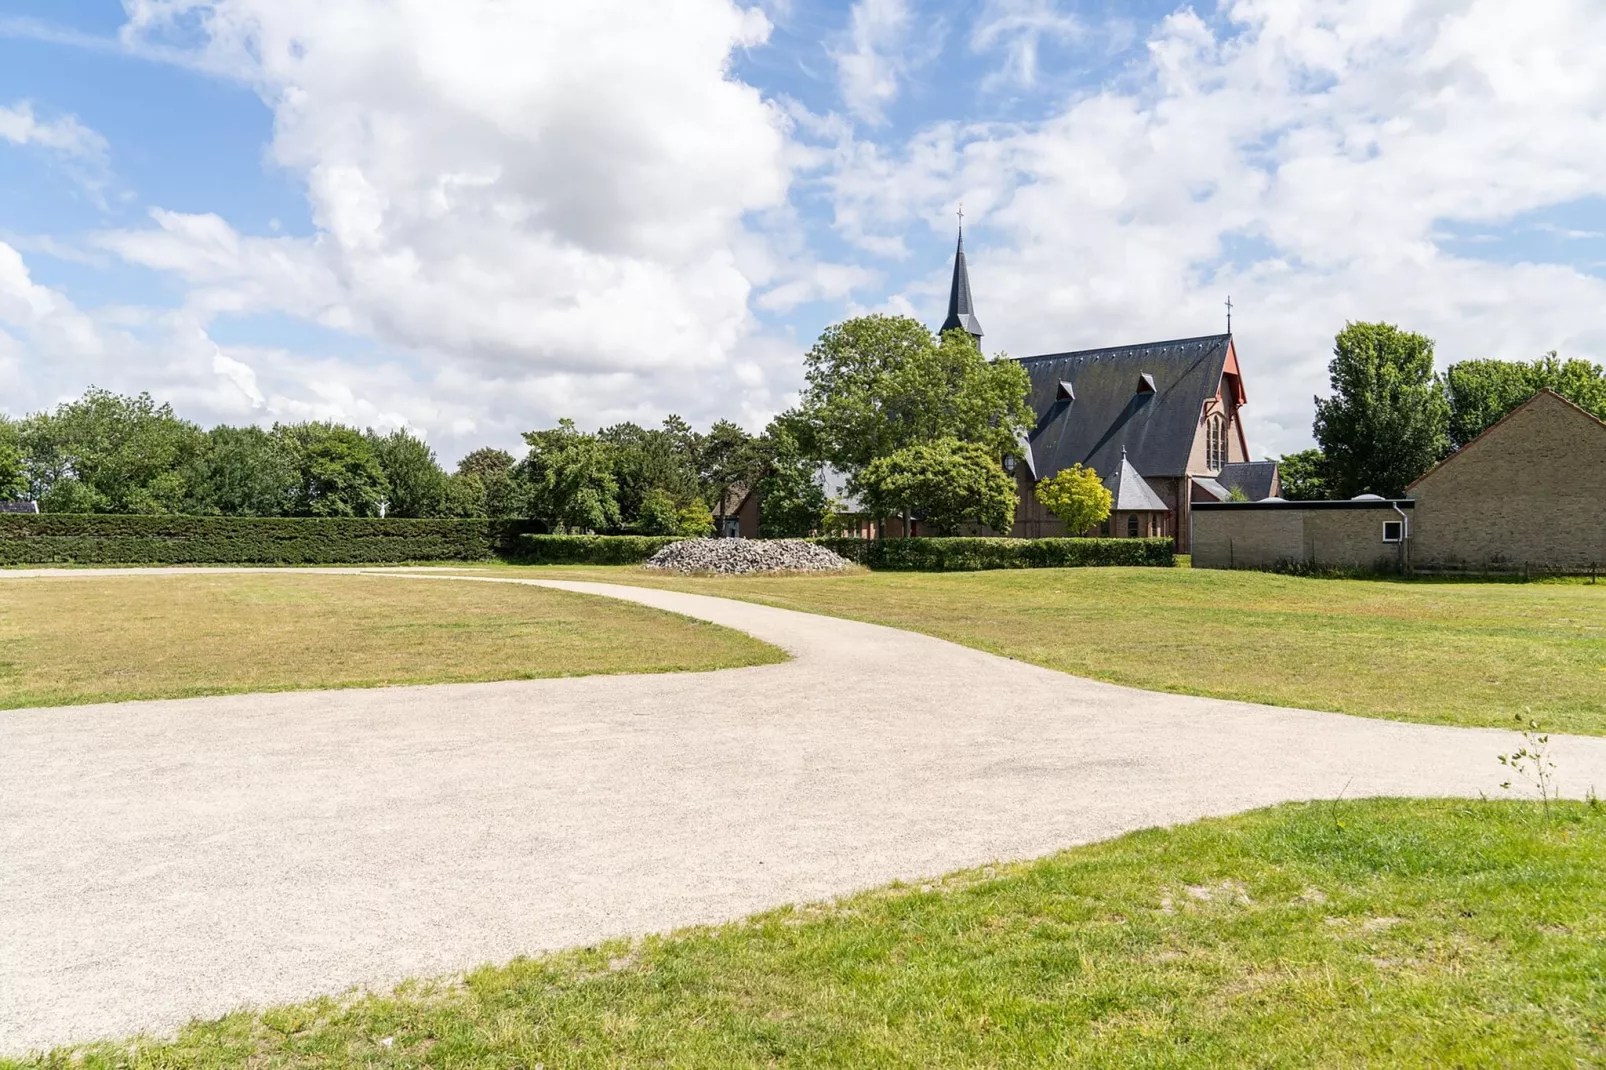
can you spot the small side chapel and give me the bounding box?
[940,226,1280,552]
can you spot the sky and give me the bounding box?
[1,0,1603,465]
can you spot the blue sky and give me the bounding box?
[1,0,1604,463]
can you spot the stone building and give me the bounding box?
[1409,389,1606,572]
[1192,390,1606,574]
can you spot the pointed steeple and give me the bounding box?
[940,222,983,341]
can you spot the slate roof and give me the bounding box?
[940,229,983,339]
[1017,334,1233,482]
[1107,451,1171,511]
[1191,476,1229,501]
[1216,460,1278,501]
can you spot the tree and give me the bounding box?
[0,418,27,501]
[19,387,204,513]
[188,425,295,516]
[519,419,620,533]
[755,415,830,538]
[1274,448,1331,501]
[1312,322,1449,498]
[456,447,518,518]
[1443,353,1606,448]
[600,418,701,528]
[697,418,761,517]
[276,422,389,517]
[796,316,1032,507]
[368,428,448,517]
[1033,464,1111,535]
[633,488,681,535]
[858,438,1017,535]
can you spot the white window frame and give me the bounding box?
[1382,520,1403,543]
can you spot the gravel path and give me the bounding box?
[4,568,1605,1054]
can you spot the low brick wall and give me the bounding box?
[1192,500,1411,572]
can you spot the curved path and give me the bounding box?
[4,568,1605,1053]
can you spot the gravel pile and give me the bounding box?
[643,538,854,575]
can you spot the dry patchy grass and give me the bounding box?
[0,572,781,709]
[489,565,1606,734]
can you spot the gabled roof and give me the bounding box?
[940,228,983,339]
[1217,460,1278,501]
[1107,450,1171,511]
[1017,334,1234,481]
[1407,388,1606,490]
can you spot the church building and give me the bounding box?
[941,227,1279,552]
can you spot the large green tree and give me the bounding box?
[0,418,28,501]
[1442,353,1606,448]
[755,415,830,538]
[859,438,1017,535]
[1312,323,1449,498]
[19,388,204,513]
[519,419,621,533]
[368,428,449,517]
[797,316,1032,503]
[187,425,295,516]
[276,422,389,517]
[455,447,519,518]
[600,418,702,527]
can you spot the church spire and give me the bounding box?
[940,212,983,341]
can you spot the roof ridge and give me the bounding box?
[1017,333,1231,363]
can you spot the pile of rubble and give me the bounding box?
[643,538,854,575]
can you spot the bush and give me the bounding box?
[810,536,1174,571]
[0,514,537,566]
[511,534,691,565]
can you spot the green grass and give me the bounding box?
[483,565,1606,735]
[0,572,782,708]
[15,799,1604,1068]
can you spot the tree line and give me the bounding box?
[0,315,1042,536]
[1275,322,1606,500]
[0,388,828,535]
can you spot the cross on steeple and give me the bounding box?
[1225,294,1233,334]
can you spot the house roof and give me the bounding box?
[1191,476,1229,501]
[1108,451,1171,511]
[1407,388,1606,490]
[1216,460,1278,501]
[940,228,983,339]
[1016,334,1234,482]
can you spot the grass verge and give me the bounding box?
[0,572,781,708]
[488,564,1606,735]
[13,798,1604,1068]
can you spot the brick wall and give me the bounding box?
[1410,391,1606,571]
[1192,502,1408,570]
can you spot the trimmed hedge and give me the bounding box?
[0,514,540,566]
[511,534,690,565]
[811,536,1175,571]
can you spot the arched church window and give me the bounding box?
[1127,513,1139,538]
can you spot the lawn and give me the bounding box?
[14,799,1603,1068]
[489,565,1606,735]
[0,572,781,709]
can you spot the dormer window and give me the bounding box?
[1056,380,1075,401]
[1137,372,1156,395]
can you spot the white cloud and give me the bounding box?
[63,0,801,449]
[971,0,1084,90]
[0,101,112,201]
[832,0,922,125]
[824,0,1606,456]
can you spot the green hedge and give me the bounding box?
[811,536,1175,571]
[0,514,539,566]
[511,534,690,565]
